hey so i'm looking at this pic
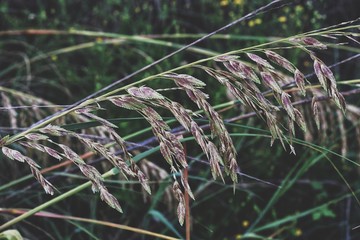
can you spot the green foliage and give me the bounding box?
[0,230,23,240]
[0,1,360,240]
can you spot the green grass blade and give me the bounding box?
[148,210,183,239]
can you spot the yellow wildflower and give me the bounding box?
[50,55,57,61]
[235,234,242,239]
[234,0,244,5]
[294,228,302,236]
[295,5,304,12]
[220,0,229,7]
[242,220,249,228]
[248,20,255,27]
[278,16,287,23]
[254,18,262,25]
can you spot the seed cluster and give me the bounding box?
[0,36,348,224]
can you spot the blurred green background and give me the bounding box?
[0,0,359,239]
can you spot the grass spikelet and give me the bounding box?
[20,141,63,161]
[281,92,295,121]
[163,73,206,88]
[25,133,49,141]
[159,141,174,166]
[207,142,225,181]
[214,55,239,62]
[29,167,56,195]
[294,69,307,96]
[110,96,187,170]
[39,124,67,136]
[320,63,336,86]
[20,141,45,152]
[58,144,85,165]
[107,127,133,160]
[247,53,274,70]
[332,91,347,114]
[43,146,63,161]
[180,172,194,200]
[223,59,261,84]
[313,59,328,92]
[2,147,26,162]
[2,146,55,194]
[311,97,321,130]
[99,185,123,213]
[260,72,282,93]
[265,112,285,148]
[265,50,295,73]
[293,108,307,132]
[173,181,185,226]
[127,86,165,99]
[134,166,151,195]
[110,96,147,110]
[75,107,118,128]
[301,36,327,49]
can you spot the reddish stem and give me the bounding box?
[183,143,191,240]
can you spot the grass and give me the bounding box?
[1,1,360,239]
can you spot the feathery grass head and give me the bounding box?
[0,23,358,228]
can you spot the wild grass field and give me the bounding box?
[0,1,359,239]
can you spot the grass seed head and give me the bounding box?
[99,186,123,213]
[59,144,85,165]
[135,166,152,195]
[281,92,295,120]
[265,50,295,73]
[25,133,49,141]
[39,125,67,136]
[2,147,25,162]
[294,108,307,132]
[247,53,274,70]
[312,97,321,130]
[30,167,55,195]
[165,73,206,88]
[127,86,164,99]
[301,37,327,49]
[110,96,146,110]
[313,60,328,92]
[214,55,239,62]
[260,72,282,93]
[294,69,306,96]
[172,181,185,226]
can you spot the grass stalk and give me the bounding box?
[3,23,359,146]
[0,208,179,240]
[183,143,191,240]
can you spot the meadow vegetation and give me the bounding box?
[0,1,359,239]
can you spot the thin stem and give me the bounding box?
[4,22,359,145]
[0,145,161,230]
[0,178,93,231]
[6,98,92,144]
[0,127,356,231]
[0,208,179,240]
[183,143,191,240]
[16,0,286,132]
